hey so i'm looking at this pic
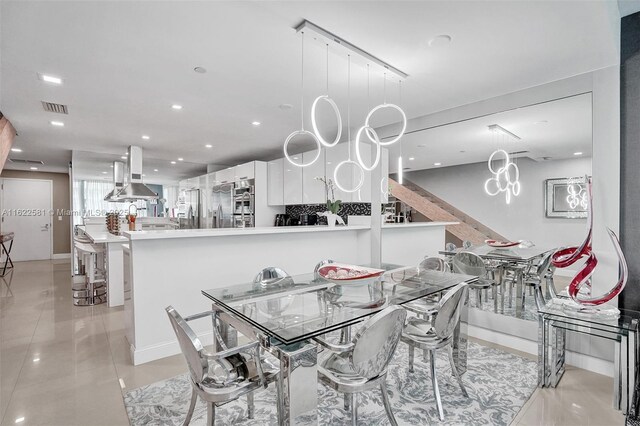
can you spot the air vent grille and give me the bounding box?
[9,159,44,165]
[508,150,529,156]
[41,101,68,114]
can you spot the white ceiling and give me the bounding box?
[0,1,620,176]
[390,92,593,173]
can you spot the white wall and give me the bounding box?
[406,156,592,253]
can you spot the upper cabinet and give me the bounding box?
[283,161,303,205]
[267,158,284,206]
[216,167,235,184]
[302,149,326,204]
[235,161,255,181]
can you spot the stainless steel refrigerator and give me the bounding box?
[211,183,234,228]
[178,189,200,229]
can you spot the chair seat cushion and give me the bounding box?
[402,317,440,343]
[469,278,495,289]
[404,299,439,316]
[318,351,368,387]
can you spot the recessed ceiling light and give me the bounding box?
[10,148,22,152]
[171,161,176,164]
[38,73,62,85]
[409,157,415,161]
[171,104,183,110]
[32,358,40,362]
[293,156,299,160]
[428,34,452,47]
[327,161,332,165]
[574,152,583,156]
[178,158,184,161]
[141,135,150,140]
[434,162,442,166]
[121,156,127,159]
[251,121,261,126]
[30,167,38,170]
[205,144,212,148]
[154,169,158,172]
[102,171,108,174]
[50,120,64,127]
[194,67,207,74]
[14,416,25,423]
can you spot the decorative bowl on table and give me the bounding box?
[317,263,385,285]
[485,239,520,248]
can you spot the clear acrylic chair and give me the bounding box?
[166,306,280,425]
[315,306,407,426]
[452,251,498,311]
[401,283,470,421]
[522,251,554,310]
[253,266,292,287]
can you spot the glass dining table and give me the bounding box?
[202,263,477,424]
[440,244,554,316]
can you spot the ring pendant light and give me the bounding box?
[365,73,407,147]
[355,65,382,171]
[284,31,321,168]
[334,55,364,193]
[311,44,342,148]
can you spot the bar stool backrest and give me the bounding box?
[419,257,447,272]
[166,306,207,383]
[433,283,468,339]
[452,251,487,277]
[350,306,407,379]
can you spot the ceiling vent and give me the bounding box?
[508,150,530,156]
[41,101,68,114]
[9,159,44,165]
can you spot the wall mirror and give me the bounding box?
[386,92,593,323]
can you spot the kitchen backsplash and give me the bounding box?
[285,203,371,224]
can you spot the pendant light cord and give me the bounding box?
[326,44,329,94]
[383,72,387,104]
[300,32,305,130]
[347,54,352,160]
[367,64,370,111]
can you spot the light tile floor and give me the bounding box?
[0,260,626,425]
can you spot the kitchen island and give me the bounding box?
[123,222,455,364]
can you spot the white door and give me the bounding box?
[1,179,52,261]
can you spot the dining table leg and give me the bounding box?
[272,341,319,425]
[452,288,469,375]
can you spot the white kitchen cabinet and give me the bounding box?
[267,158,284,206]
[235,161,255,181]
[325,142,352,203]
[302,149,326,204]
[216,167,235,184]
[283,161,303,205]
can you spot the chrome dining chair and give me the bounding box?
[315,305,407,426]
[522,251,555,310]
[253,266,292,287]
[166,306,280,425]
[452,251,498,311]
[401,283,469,421]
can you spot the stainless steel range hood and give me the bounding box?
[115,146,158,201]
[104,161,125,201]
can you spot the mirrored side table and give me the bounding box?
[538,300,640,414]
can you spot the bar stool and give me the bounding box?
[73,242,107,306]
[0,232,15,277]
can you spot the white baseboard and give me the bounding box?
[52,253,71,260]
[468,324,614,377]
[131,330,214,365]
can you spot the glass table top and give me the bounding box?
[202,265,477,345]
[440,244,554,262]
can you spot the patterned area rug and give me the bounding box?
[124,342,537,425]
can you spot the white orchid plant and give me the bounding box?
[315,176,342,214]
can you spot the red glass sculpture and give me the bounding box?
[551,176,628,308]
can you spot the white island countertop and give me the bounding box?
[79,226,128,244]
[122,221,456,241]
